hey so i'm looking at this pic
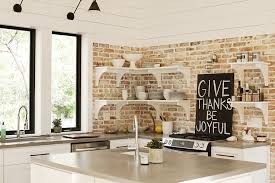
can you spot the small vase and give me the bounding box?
[149,148,163,164]
[53,126,62,133]
[122,89,128,100]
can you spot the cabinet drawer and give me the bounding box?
[95,177,119,183]
[211,147,242,160]
[4,144,70,165]
[0,150,3,166]
[0,166,3,183]
[4,164,30,183]
[110,139,134,149]
[31,164,72,183]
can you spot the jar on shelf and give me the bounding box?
[252,52,260,62]
[236,53,242,62]
[242,53,249,62]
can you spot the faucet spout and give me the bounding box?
[17,105,28,138]
[134,115,140,165]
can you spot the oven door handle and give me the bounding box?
[74,146,109,152]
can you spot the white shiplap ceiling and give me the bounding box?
[1,0,275,45]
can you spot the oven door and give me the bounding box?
[164,147,209,156]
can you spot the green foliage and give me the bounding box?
[51,34,77,122]
[52,118,62,128]
[147,138,163,149]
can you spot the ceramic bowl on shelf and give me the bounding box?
[123,54,143,68]
[169,91,186,100]
[135,86,145,97]
[148,91,164,100]
[136,92,148,100]
[163,89,175,100]
[112,59,125,67]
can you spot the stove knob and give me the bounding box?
[164,139,168,144]
[199,143,204,148]
[168,140,172,145]
[194,142,199,148]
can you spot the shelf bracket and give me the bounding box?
[177,100,191,120]
[116,72,126,87]
[94,100,108,119]
[116,101,128,119]
[95,68,106,87]
[178,67,192,87]
[255,102,268,125]
[230,62,269,86]
[255,63,269,86]
[230,102,269,125]
[149,72,162,87]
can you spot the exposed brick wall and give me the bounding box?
[92,34,275,181]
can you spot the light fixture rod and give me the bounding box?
[19,0,24,5]
[73,0,82,14]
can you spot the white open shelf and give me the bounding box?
[95,66,192,87]
[228,61,269,86]
[94,99,190,120]
[228,101,269,124]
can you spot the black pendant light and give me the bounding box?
[67,0,83,20]
[13,0,24,13]
[89,0,100,11]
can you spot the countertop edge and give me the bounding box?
[31,151,266,183]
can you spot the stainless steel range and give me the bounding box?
[163,133,224,156]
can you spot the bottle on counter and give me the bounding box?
[236,81,243,101]
[1,122,6,141]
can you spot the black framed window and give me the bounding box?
[51,32,81,132]
[0,25,35,135]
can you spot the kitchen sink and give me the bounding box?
[121,151,148,156]
[4,136,54,143]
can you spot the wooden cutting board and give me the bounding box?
[63,134,100,139]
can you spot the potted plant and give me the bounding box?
[147,138,163,164]
[52,118,62,133]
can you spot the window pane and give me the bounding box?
[0,28,31,131]
[51,34,77,129]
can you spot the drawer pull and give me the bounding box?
[30,153,50,157]
[116,145,128,149]
[215,153,235,158]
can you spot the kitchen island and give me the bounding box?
[31,149,266,183]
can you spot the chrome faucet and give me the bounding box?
[17,106,28,138]
[133,115,140,165]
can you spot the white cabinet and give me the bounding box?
[0,167,3,183]
[212,146,270,182]
[31,164,95,183]
[4,143,71,165]
[110,139,134,149]
[211,146,269,163]
[4,164,30,183]
[95,177,118,183]
[31,164,72,183]
[110,138,151,149]
[0,150,3,183]
[4,143,71,183]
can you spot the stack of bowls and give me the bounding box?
[135,86,148,100]
[148,91,164,100]
[136,92,148,100]
[163,89,174,100]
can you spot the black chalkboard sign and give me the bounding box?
[195,73,234,139]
